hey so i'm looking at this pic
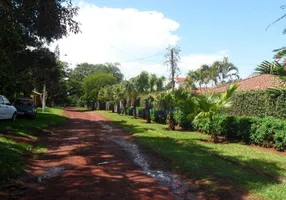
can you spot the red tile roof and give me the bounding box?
[196,74,286,94]
[175,77,187,82]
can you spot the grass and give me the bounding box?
[0,107,66,182]
[98,111,286,200]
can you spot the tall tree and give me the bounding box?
[0,0,80,97]
[124,79,140,119]
[82,73,116,110]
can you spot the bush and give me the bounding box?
[193,117,211,133]
[274,130,286,151]
[174,110,194,129]
[151,109,167,124]
[250,117,286,148]
[193,114,286,151]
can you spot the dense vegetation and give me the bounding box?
[0,0,79,100]
[226,88,286,119]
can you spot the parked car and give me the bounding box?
[0,95,17,121]
[14,98,37,119]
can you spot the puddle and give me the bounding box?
[99,122,196,200]
[37,166,65,183]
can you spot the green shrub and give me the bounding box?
[250,117,286,148]
[151,109,167,124]
[274,130,286,151]
[174,110,194,129]
[193,118,211,133]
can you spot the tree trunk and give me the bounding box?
[133,98,137,119]
[145,101,151,123]
[91,102,95,110]
[168,112,175,130]
[146,109,151,123]
[111,104,114,113]
[117,102,121,114]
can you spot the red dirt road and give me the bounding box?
[21,108,173,200]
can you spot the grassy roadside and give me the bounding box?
[0,107,67,182]
[97,111,286,200]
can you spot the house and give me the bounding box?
[30,90,42,107]
[196,74,286,94]
[174,77,187,89]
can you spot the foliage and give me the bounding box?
[82,73,116,109]
[151,109,168,124]
[0,0,79,98]
[68,62,124,105]
[254,60,285,75]
[195,84,238,141]
[186,57,239,90]
[226,88,286,119]
[250,117,286,149]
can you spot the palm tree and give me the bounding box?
[98,85,115,112]
[143,94,155,123]
[124,79,140,119]
[254,60,285,75]
[216,57,239,84]
[156,76,166,91]
[112,84,126,114]
[155,92,176,130]
[195,84,238,142]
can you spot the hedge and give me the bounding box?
[193,115,286,151]
[225,88,286,119]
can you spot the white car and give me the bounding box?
[0,95,17,121]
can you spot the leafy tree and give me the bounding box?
[82,73,116,110]
[156,76,166,91]
[68,63,124,105]
[0,0,79,98]
[195,84,238,142]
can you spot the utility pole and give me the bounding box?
[170,48,175,92]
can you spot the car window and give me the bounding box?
[3,97,10,104]
[0,97,4,104]
[15,99,34,107]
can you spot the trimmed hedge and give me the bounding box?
[193,115,286,151]
[225,88,286,119]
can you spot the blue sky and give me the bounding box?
[57,0,286,79]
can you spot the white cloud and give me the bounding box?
[52,2,179,66]
[52,1,228,79]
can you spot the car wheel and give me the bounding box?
[11,112,17,121]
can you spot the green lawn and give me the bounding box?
[98,111,286,200]
[0,107,66,182]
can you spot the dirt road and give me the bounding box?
[21,108,174,200]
